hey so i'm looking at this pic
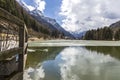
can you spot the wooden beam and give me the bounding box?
[0,57,17,76]
[18,25,25,72]
[0,8,24,27]
[9,72,23,80]
[0,48,22,61]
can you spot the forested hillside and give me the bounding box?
[0,0,63,39]
[84,27,113,40]
[83,21,120,40]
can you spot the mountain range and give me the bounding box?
[13,0,120,39]
[17,0,75,39]
[30,9,75,38]
[110,20,120,31]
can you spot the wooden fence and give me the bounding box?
[0,7,28,80]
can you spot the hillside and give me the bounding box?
[0,0,68,39]
[83,21,120,40]
[29,9,74,38]
[110,21,120,31]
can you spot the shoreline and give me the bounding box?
[28,37,120,42]
[28,40,120,47]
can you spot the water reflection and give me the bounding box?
[24,47,120,80]
[58,47,120,80]
[85,46,120,59]
[24,66,45,80]
[26,47,64,68]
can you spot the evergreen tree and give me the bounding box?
[84,27,113,40]
[115,29,120,40]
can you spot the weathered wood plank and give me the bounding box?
[0,41,19,52]
[0,57,17,76]
[9,72,23,80]
[18,26,25,72]
[0,72,23,80]
[0,48,22,61]
[0,7,24,27]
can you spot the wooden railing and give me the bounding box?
[0,7,28,80]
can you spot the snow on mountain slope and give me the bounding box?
[17,0,74,38]
[30,9,74,38]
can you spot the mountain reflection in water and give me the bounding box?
[24,46,120,80]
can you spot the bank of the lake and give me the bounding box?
[28,40,120,47]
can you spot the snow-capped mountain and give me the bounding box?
[29,9,74,38]
[17,0,74,38]
[30,9,44,17]
[16,0,30,11]
[71,31,86,39]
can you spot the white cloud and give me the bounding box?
[34,0,46,12]
[60,0,120,32]
[20,0,46,12]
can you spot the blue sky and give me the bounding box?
[44,0,61,18]
[44,0,62,24]
[19,0,120,33]
[20,0,62,24]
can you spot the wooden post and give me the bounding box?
[18,25,25,72]
[0,34,1,51]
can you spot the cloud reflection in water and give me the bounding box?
[58,47,120,80]
[24,47,120,80]
[24,66,45,80]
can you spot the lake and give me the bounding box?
[25,40,120,80]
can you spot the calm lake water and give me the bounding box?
[24,45,120,80]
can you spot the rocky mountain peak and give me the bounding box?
[30,9,44,17]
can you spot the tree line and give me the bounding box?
[0,0,64,38]
[83,27,120,40]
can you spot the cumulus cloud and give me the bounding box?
[20,0,46,12]
[60,0,120,32]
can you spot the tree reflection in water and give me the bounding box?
[24,46,120,80]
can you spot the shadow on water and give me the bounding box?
[85,46,120,60]
[26,47,64,68]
